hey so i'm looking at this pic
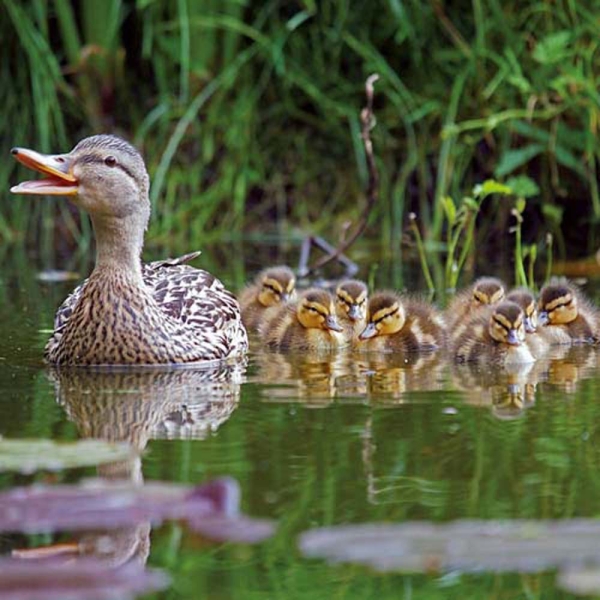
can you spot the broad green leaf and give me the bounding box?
[505,175,540,198]
[441,196,456,225]
[533,31,572,64]
[542,203,564,225]
[495,144,545,178]
[473,179,512,199]
[0,438,137,474]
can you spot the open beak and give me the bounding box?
[10,147,78,196]
[324,315,344,332]
[358,322,378,340]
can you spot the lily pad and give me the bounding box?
[0,438,137,474]
[0,557,168,600]
[0,477,275,543]
[299,520,600,574]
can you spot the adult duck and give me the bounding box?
[11,134,248,365]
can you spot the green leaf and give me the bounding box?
[472,179,513,200]
[0,438,137,474]
[515,197,527,213]
[441,196,457,225]
[533,31,572,64]
[505,175,540,198]
[542,203,564,225]
[495,144,545,178]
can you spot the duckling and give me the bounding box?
[453,300,535,365]
[356,291,447,353]
[335,279,368,344]
[238,266,296,333]
[537,281,599,344]
[262,288,347,351]
[446,276,506,337]
[506,288,549,359]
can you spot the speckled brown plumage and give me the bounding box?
[11,134,248,365]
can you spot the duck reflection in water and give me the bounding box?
[15,361,245,567]
[252,348,448,405]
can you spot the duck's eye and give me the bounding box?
[104,155,117,167]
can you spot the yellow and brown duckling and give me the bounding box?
[261,288,347,351]
[505,288,548,359]
[239,266,296,332]
[10,134,248,365]
[453,300,535,365]
[537,281,599,345]
[356,291,447,353]
[446,276,506,336]
[335,279,368,344]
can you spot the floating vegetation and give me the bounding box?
[299,520,600,576]
[0,557,169,600]
[0,477,274,543]
[0,438,136,474]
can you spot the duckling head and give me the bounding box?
[256,266,296,307]
[335,279,368,323]
[538,283,578,326]
[472,277,505,305]
[506,289,538,333]
[358,292,406,340]
[297,289,343,332]
[488,301,526,345]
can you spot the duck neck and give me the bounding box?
[91,213,146,282]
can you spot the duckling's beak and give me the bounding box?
[358,322,378,340]
[347,304,362,321]
[279,292,291,303]
[324,315,344,332]
[506,328,522,345]
[538,310,549,326]
[524,316,537,333]
[10,147,78,196]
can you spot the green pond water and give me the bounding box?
[2,244,600,599]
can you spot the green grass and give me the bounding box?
[2,0,600,278]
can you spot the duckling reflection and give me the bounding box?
[541,344,597,394]
[452,359,537,419]
[356,351,447,403]
[33,361,245,566]
[253,350,360,405]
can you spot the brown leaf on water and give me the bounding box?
[0,477,275,543]
[0,557,168,600]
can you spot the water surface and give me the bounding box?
[2,246,600,599]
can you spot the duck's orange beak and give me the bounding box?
[10,147,78,196]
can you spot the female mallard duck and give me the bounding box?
[356,291,447,353]
[335,279,368,344]
[238,266,296,333]
[537,280,599,344]
[11,135,248,365]
[505,288,548,359]
[453,300,535,365]
[262,288,347,351]
[445,276,506,336]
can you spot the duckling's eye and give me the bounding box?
[104,155,117,167]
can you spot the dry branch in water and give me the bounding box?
[298,73,380,277]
